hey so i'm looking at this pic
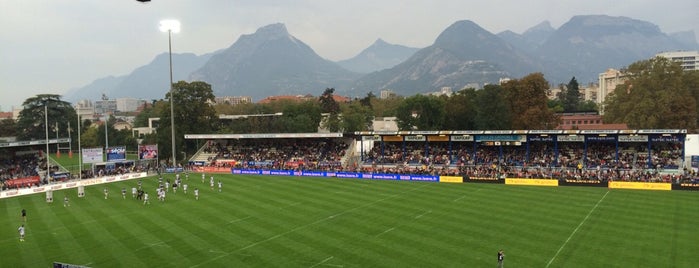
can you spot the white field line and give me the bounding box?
[545,190,610,268]
[375,227,395,237]
[309,256,334,268]
[189,183,431,268]
[227,216,252,224]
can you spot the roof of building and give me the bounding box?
[0,112,13,120]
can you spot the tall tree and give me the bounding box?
[395,95,446,130]
[371,96,402,117]
[340,101,373,132]
[16,94,77,144]
[443,88,477,130]
[280,100,322,132]
[319,88,341,132]
[562,77,581,112]
[604,57,697,129]
[157,81,218,164]
[503,73,559,129]
[0,119,17,137]
[475,84,511,130]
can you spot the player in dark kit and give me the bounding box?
[497,249,504,268]
[21,209,26,222]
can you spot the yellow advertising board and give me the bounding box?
[382,135,403,142]
[439,176,463,183]
[505,178,559,186]
[608,181,671,191]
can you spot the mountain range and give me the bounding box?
[65,15,698,103]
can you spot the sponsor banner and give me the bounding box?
[559,179,608,187]
[232,169,262,175]
[692,155,699,168]
[428,135,449,142]
[82,148,103,163]
[1,172,147,200]
[673,183,699,191]
[106,146,126,161]
[528,136,555,142]
[138,144,158,160]
[300,171,327,177]
[475,135,521,142]
[4,176,41,188]
[268,170,293,176]
[410,175,439,182]
[451,135,474,142]
[506,178,559,186]
[557,135,584,142]
[335,172,362,179]
[192,161,206,166]
[4,190,19,197]
[585,136,617,142]
[193,166,233,173]
[464,177,503,184]
[608,181,671,191]
[164,167,184,173]
[53,172,70,182]
[439,176,463,183]
[650,135,683,142]
[405,135,426,142]
[247,161,274,166]
[368,173,399,180]
[382,135,403,142]
[362,135,381,141]
[618,135,649,142]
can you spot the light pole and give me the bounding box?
[77,114,83,179]
[160,19,180,169]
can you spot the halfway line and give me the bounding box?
[545,190,610,267]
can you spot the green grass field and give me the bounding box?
[1,174,698,267]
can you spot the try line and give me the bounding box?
[545,190,610,267]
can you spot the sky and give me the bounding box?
[1,0,698,112]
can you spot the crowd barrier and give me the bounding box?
[228,168,698,192]
[0,172,149,199]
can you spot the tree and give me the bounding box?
[359,92,375,109]
[319,88,342,132]
[134,101,167,128]
[475,84,511,130]
[340,101,373,132]
[16,94,77,144]
[395,95,446,130]
[562,77,581,112]
[503,73,559,129]
[604,57,697,129]
[371,95,402,117]
[157,81,218,165]
[279,101,322,132]
[440,89,476,130]
[0,119,17,137]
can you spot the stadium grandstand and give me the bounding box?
[0,138,69,190]
[185,129,698,184]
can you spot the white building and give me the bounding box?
[116,98,146,112]
[597,68,628,115]
[656,51,699,71]
[75,99,95,118]
[380,90,397,99]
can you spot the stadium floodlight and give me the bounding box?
[160,19,179,169]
